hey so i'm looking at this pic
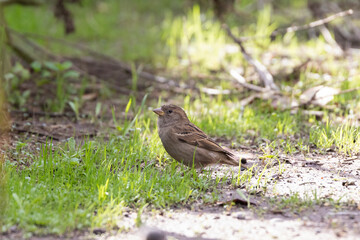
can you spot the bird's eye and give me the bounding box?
[168,110,173,114]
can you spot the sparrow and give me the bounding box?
[153,104,246,168]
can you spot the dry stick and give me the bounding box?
[11,126,61,141]
[229,69,266,92]
[229,70,283,107]
[10,109,78,118]
[200,87,230,95]
[319,25,343,54]
[240,9,354,42]
[224,25,279,91]
[12,29,206,95]
[12,126,96,140]
[277,9,353,34]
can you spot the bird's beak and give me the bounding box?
[153,108,164,116]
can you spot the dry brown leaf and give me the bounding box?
[300,85,340,106]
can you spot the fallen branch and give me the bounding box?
[12,124,97,140]
[21,30,186,88]
[10,109,78,118]
[6,28,59,63]
[224,24,279,91]
[11,126,61,141]
[7,28,190,93]
[229,69,267,92]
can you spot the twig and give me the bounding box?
[299,181,316,186]
[200,87,231,95]
[10,109,77,118]
[239,9,353,42]
[278,9,353,34]
[11,126,61,141]
[229,69,267,92]
[224,24,279,91]
[319,25,343,54]
[239,94,259,106]
[342,156,358,162]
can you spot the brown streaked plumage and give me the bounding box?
[153,104,245,168]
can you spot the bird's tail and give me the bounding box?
[222,147,247,168]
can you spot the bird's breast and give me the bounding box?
[158,128,196,162]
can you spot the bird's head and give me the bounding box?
[153,104,189,127]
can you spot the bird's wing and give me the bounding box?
[174,123,230,154]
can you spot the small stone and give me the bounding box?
[236,214,246,220]
[146,231,167,240]
[10,225,17,233]
[93,228,106,235]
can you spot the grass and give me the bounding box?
[163,5,233,72]
[2,108,222,234]
[310,120,360,155]
[268,189,349,215]
[269,191,321,213]
[3,96,263,235]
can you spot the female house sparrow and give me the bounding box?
[153,104,245,168]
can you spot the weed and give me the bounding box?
[4,63,31,109]
[40,61,81,113]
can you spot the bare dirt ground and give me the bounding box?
[99,152,360,240]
